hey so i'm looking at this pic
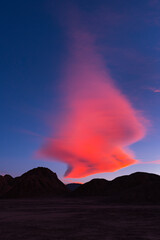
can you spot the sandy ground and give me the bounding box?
[0,198,160,240]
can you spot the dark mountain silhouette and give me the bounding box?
[0,174,14,196]
[108,172,160,204]
[109,180,160,204]
[2,167,68,198]
[1,168,160,203]
[72,172,160,204]
[72,179,109,196]
[66,183,82,191]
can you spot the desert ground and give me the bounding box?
[0,198,160,240]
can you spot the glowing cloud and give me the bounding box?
[38,28,146,178]
[149,87,160,93]
[153,89,160,93]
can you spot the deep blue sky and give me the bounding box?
[1,0,160,183]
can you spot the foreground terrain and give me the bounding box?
[0,198,160,240]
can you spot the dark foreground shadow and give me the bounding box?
[0,198,160,240]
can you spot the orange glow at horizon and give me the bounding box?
[38,28,146,178]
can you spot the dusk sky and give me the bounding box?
[1,0,160,183]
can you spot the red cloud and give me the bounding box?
[38,28,146,178]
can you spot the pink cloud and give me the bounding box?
[37,21,146,178]
[153,89,160,93]
[151,160,160,163]
[149,87,160,93]
[142,159,160,164]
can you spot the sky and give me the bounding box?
[0,0,160,183]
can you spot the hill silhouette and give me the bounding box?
[71,179,109,196]
[2,167,68,198]
[1,168,160,203]
[108,172,160,204]
[72,172,160,204]
[0,174,14,196]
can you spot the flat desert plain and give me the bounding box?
[0,198,160,240]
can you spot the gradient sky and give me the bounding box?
[1,0,160,183]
